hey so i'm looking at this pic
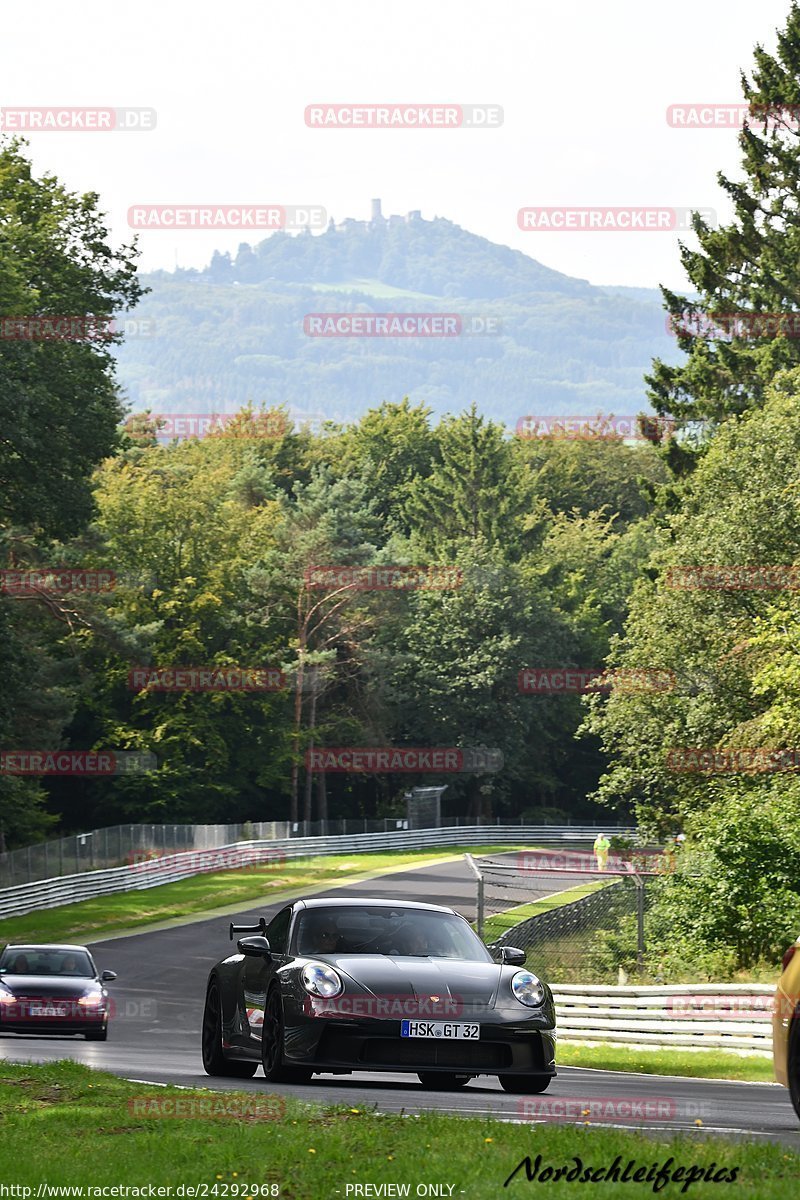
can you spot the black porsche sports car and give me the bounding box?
[201,897,556,1091]
[0,943,116,1039]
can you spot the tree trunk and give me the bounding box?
[317,771,327,831]
[290,634,306,825]
[303,678,318,824]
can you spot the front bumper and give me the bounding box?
[283,1006,557,1076]
[0,1020,106,1035]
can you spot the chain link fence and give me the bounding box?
[494,880,651,982]
[468,846,657,983]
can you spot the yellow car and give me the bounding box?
[774,935,800,1117]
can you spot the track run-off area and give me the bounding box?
[0,853,796,1147]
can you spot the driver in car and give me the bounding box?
[401,926,430,956]
[303,916,341,955]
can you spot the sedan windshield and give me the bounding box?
[0,948,94,978]
[294,907,492,961]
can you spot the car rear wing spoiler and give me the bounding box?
[229,918,267,940]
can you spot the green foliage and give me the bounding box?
[648,3,800,426]
[584,372,800,831]
[644,782,800,971]
[0,139,143,846]
[0,137,144,537]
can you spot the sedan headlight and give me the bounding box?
[510,970,546,1007]
[301,963,343,998]
[77,992,105,1007]
[0,985,15,1006]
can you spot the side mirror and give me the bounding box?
[500,946,526,966]
[237,935,272,957]
[100,970,117,982]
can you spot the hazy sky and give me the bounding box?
[1,0,792,289]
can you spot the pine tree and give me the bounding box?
[649,3,800,446]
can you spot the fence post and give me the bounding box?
[633,875,645,971]
[464,853,484,940]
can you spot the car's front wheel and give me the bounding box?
[85,1025,107,1042]
[201,981,258,1078]
[261,989,312,1084]
[417,1072,471,1089]
[499,1074,552,1094]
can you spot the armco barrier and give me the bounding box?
[0,825,634,919]
[552,984,776,1056]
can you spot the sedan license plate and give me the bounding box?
[400,1020,479,1039]
[29,1005,68,1017]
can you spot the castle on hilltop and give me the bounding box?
[329,199,423,233]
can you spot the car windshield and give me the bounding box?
[293,907,492,961]
[0,949,94,978]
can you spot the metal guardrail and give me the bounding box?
[0,818,630,887]
[0,826,635,920]
[552,984,776,1056]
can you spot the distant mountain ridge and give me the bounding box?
[115,205,682,427]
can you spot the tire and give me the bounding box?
[788,1017,800,1121]
[201,981,258,1078]
[85,1025,108,1042]
[417,1072,471,1090]
[261,989,312,1084]
[499,1074,552,1094]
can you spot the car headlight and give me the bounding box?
[0,985,15,1006]
[301,963,343,998]
[77,992,105,1007]
[510,970,546,1007]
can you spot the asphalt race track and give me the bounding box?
[0,853,797,1146]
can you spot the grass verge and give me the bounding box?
[0,844,530,945]
[0,1061,794,1198]
[556,1043,776,1083]
[481,879,613,944]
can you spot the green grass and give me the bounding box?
[556,1043,776,1083]
[481,879,614,944]
[0,1062,794,1198]
[0,844,532,946]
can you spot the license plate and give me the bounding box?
[400,1020,480,1039]
[29,1005,68,1017]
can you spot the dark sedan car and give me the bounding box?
[202,898,556,1092]
[0,944,116,1040]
